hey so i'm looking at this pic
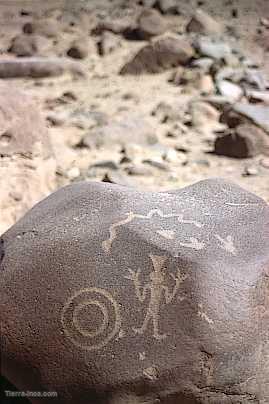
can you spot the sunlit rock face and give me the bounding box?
[0,83,56,235]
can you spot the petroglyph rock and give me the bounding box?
[0,83,56,235]
[0,178,268,404]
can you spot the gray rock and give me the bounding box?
[0,57,84,79]
[98,31,121,56]
[233,103,269,133]
[246,89,269,104]
[216,80,243,102]
[8,34,45,57]
[195,37,232,61]
[120,35,195,75]
[243,69,269,91]
[67,38,89,60]
[1,178,269,403]
[125,164,152,176]
[91,161,119,170]
[191,57,214,71]
[142,158,170,171]
[136,9,168,40]
[214,124,269,158]
[154,0,179,14]
[152,101,182,123]
[102,171,136,187]
[186,9,223,36]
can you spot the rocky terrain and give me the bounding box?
[1,0,269,235]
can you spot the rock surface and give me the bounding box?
[0,83,56,235]
[1,178,269,404]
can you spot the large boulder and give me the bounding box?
[0,83,56,235]
[135,9,168,40]
[120,35,194,75]
[0,178,269,404]
[0,57,84,79]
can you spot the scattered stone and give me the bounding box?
[142,159,170,170]
[136,9,168,40]
[154,0,179,15]
[215,67,244,84]
[198,74,215,94]
[120,35,195,75]
[189,101,222,131]
[67,39,89,60]
[8,34,47,57]
[125,164,152,176]
[216,80,243,102]
[246,89,269,104]
[214,124,269,158]
[67,167,80,180]
[46,112,66,127]
[220,107,248,128]
[243,166,259,176]
[152,101,181,123]
[260,17,269,29]
[56,91,78,104]
[191,57,214,72]
[168,66,185,85]
[102,171,135,186]
[233,103,269,133]
[82,116,158,148]
[194,158,210,167]
[23,18,59,38]
[186,9,223,36]
[1,179,268,403]
[162,147,179,163]
[92,17,136,36]
[260,158,269,169]
[195,37,232,60]
[138,0,156,6]
[97,31,121,56]
[243,69,269,91]
[0,57,83,79]
[90,160,119,170]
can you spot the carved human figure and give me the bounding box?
[125,255,187,340]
